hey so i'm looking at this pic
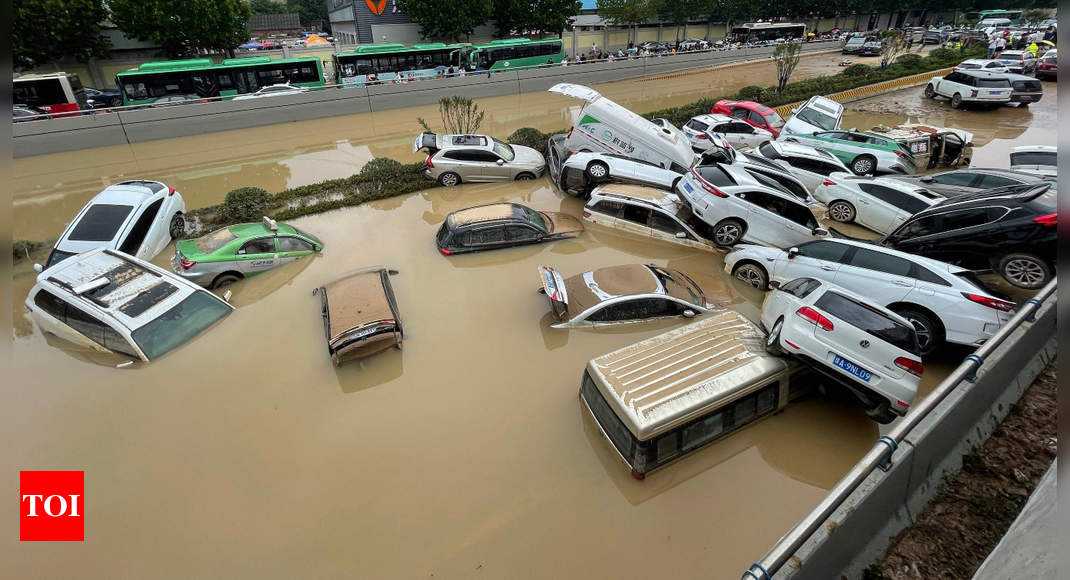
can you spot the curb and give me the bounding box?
[636,48,841,83]
[772,67,954,117]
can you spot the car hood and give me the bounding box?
[512,145,546,167]
[545,212,584,236]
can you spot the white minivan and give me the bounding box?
[548,83,697,173]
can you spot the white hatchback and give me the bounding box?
[682,113,773,151]
[814,172,943,235]
[724,238,1015,355]
[760,277,922,423]
[38,179,186,271]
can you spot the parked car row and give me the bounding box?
[926,53,1050,110]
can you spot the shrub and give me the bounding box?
[13,239,48,262]
[221,186,273,223]
[359,157,410,195]
[508,127,551,157]
[842,63,873,78]
[736,85,765,101]
[926,48,958,63]
[896,53,924,68]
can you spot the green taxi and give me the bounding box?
[783,130,917,175]
[171,217,323,289]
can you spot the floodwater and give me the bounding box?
[7,60,1054,578]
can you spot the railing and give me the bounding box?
[770,67,954,119]
[742,278,1057,580]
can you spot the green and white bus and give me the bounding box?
[116,56,326,106]
[965,9,1024,25]
[459,38,565,72]
[333,43,468,86]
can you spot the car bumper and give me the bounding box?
[169,254,219,287]
[1010,92,1043,103]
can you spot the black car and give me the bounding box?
[13,104,50,122]
[879,184,1056,289]
[886,168,1049,198]
[435,203,584,255]
[858,41,884,56]
[84,87,123,109]
[1005,73,1043,105]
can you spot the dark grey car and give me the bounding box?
[885,168,1050,198]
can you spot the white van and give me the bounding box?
[977,18,1012,30]
[548,83,697,173]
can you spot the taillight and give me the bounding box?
[893,149,908,158]
[438,247,452,256]
[566,126,574,139]
[821,178,837,187]
[582,210,591,217]
[962,293,1014,312]
[690,170,727,197]
[168,186,176,196]
[696,133,708,139]
[180,259,196,270]
[795,306,834,331]
[1033,213,1056,227]
[425,155,434,169]
[894,357,924,377]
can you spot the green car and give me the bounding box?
[783,130,917,175]
[170,217,323,289]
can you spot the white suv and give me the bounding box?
[923,70,1012,109]
[761,278,920,423]
[38,179,186,271]
[761,277,922,423]
[676,163,828,247]
[779,95,844,137]
[557,151,682,197]
[583,183,718,251]
[724,238,1015,355]
[26,248,233,363]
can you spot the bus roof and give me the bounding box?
[117,56,322,76]
[338,42,467,56]
[731,22,806,29]
[585,311,792,440]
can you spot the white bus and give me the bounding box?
[729,22,807,44]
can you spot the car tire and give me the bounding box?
[892,307,943,356]
[765,316,785,355]
[865,399,898,424]
[923,84,936,98]
[585,161,609,181]
[438,172,461,187]
[712,219,745,246]
[828,200,856,222]
[514,173,536,181]
[950,93,964,109]
[732,262,768,289]
[998,253,1052,289]
[850,155,877,175]
[169,213,185,239]
[109,97,123,108]
[212,273,242,289]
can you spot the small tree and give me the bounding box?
[880,29,908,69]
[418,96,486,134]
[773,41,801,92]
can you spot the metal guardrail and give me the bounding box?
[742,278,1057,580]
[770,67,954,119]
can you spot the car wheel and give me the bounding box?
[514,173,536,181]
[109,97,123,108]
[712,219,745,246]
[850,155,876,175]
[865,399,898,424]
[765,316,785,355]
[169,213,185,239]
[212,273,242,289]
[998,253,1051,289]
[732,262,768,289]
[585,161,609,181]
[893,307,942,356]
[950,93,963,109]
[438,172,461,187]
[827,200,856,222]
[923,84,935,98]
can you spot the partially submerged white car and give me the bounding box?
[1009,145,1056,180]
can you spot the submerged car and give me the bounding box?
[436,203,583,255]
[314,266,403,364]
[866,124,973,169]
[779,95,844,137]
[752,140,852,193]
[26,248,233,363]
[538,264,724,328]
[781,129,917,175]
[885,168,1050,198]
[1009,145,1056,180]
[415,132,545,186]
[683,113,774,151]
[583,183,718,251]
[171,217,324,289]
[37,179,186,271]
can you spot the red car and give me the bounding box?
[710,100,786,138]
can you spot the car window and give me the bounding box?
[695,165,737,186]
[118,198,163,255]
[463,227,507,245]
[758,142,781,159]
[238,238,276,255]
[789,157,838,176]
[590,200,625,218]
[747,170,807,201]
[815,291,918,353]
[34,289,68,319]
[586,298,686,322]
[505,225,539,242]
[686,119,709,131]
[975,174,1019,189]
[620,204,651,225]
[491,139,515,162]
[468,150,500,163]
[747,110,765,125]
[64,304,106,344]
[731,108,748,119]
[795,107,838,131]
[782,201,818,229]
[729,122,754,134]
[130,291,231,360]
[68,204,135,242]
[846,247,913,277]
[711,123,730,134]
[931,172,979,187]
[796,240,851,262]
[278,236,314,252]
[780,277,821,298]
[894,215,938,239]
[913,265,950,286]
[859,184,929,213]
[940,208,992,231]
[649,211,685,235]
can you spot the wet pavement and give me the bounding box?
[7,64,1056,579]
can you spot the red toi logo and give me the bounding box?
[20,471,84,541]
[365,0,387,15]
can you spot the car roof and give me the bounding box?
[818,238,968,275]
[691,113,734,125]
[1004,72,1041,81]
[832,173,943,200]
[958,69,1010,78]
[37,248,206,330]
[771,140,839,161]
[590,183,679,208]
[1012,145,1056,154]
[228,221,298,238]
[438,134,493,150]
[942,167,1046,180]
[94,180,167,201]
[929,182,1051,208]
[320,267,395,340]
[446,203,527,227]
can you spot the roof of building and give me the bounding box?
[248,13,301,31]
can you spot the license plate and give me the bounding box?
[683,182,694,193]
[989,90,1003,95]
[832,355,872,382]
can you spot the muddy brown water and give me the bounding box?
[7,66,1054,578]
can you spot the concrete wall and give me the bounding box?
[14,43,838,158]
[778,297,1057,579]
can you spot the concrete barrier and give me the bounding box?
[775,296,1057,579]
[771,67,954,119]
[13,44,838,158]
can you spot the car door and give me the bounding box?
[733,189,786,246]
[772,240,852,283]
[462,226,509,250]
[648,208,699,246]
[781,157,824,192]
[504,224,542,246]
[725,121,766,149]
[615,203,653,238]
[832,246,915,302]
[235,237,279,274]
[439,150,483,181]
[778,197,822,245]
[473,150,511,180]
[855,183,901,232]
[276,235,317,265]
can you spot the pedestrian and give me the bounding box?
[591,42,598,54]
[458,66,466,77]
[617,48,624,58]
[987,36,999,58]
[446,65,455,76]
[561,57,568,67]
[994,35,1006,57]
[1028,41,1039,57]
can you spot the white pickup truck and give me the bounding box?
[923,70,1012,109]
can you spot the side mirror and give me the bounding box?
[919,176,934,183]
[813,131,820,135]
[675,232,687,239]
[496,159,505,166]
[223,290,233,303]
[813,227,829,236]
[682,309,697,318]
[768,280,781,290]
[787,247,800,259]
[33,263,43,273]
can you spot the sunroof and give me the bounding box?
[68,204,134,242]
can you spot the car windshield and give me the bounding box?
[195,227,239,254]
[758,141,781,159]
[292,227,322,247]
[491,138,515,162]
[45,248,77,269]
[131,291,231,360]
[68,204,134,242]
[522,207,547,231]
[764,110,785,128]
[1010,151,1056,166]
[795,107,838,131]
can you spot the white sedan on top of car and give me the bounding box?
[813,172,943,235]
[232,84,311,100]
[682,113,774,151]
[760,276,922,423]
[752,140,853,193]
[557,151,682,196]
[723,238,1015,355]
[37,180,187,272]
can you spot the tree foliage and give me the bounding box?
[109,0,251,59]
[249,0,288,14]
[418,96,486,134]
[287,0,329,25]
[13,0,108,70]
[396,0,492,42]
[880,29,908,69]
[596,0,655,28]
[493,0,581,37]
[773,41,801,92]
[654,0,704,40]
